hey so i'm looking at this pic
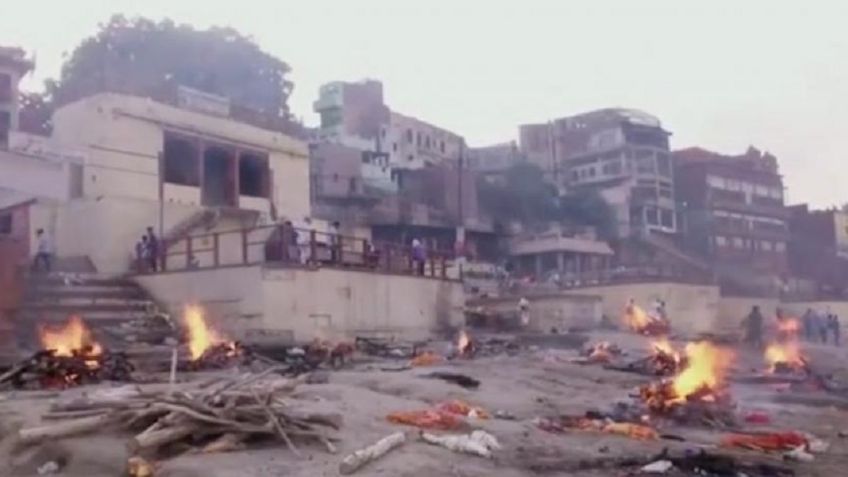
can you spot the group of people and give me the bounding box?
[743,305,841,347]
[134,226,159,272]
[802,308,841,346]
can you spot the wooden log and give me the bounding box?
[251,390,300,457]
[42,409,111,420]
[17,413,118,445]
[128,422,200,453]
[200,432,247,454]
[339,432,406,474]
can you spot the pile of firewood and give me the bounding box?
[638,381,736,428]
[0,349,134,390]
[16,367,341,459]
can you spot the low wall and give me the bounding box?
[717,296,780,329]
[468,293,602,332]
[575,282,720,334]
[135,265,464,342]
[782,301,848,318]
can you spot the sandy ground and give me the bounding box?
[1,330,848,476]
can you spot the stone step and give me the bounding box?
[24,287,146,301]
[27,274,136,288]
[23,296,154,308]
[17,302,150,315]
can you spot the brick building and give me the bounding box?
[673,146,789,290]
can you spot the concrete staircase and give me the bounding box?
[12,272,158,352]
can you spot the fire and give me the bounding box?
[588,341,615,362]
[457,329,471,354]
[39,315,102,360]
[670,341,733,403]
[623,302,669,336]
[777,318,800,334]
[764,341,806,373]
[652,338,677,359]
[184,305,225,360]
[624,303,652,331]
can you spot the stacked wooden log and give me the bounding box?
[0,349,134,390]
[16,368,341,459]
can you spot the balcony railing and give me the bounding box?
[137,224,454,280]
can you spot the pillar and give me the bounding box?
[534,254,543,277]
[557,252,565,272]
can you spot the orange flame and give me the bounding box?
[651,338,681,363]
[457,329,471,354]
[624,304,652,331]
[777,318,800,335]
[39,315,102,359]
[184,305,224,360]
[669,341,734,403]
[764,341,805,372]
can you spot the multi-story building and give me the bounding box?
[520,108,676,237]
[466,142,524,184]
[787,205,848,297]
[313,80,464,170]
[0,46,33,145]
[673,146,789,286]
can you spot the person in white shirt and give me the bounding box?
[518,297,530,327]
[32,229,54,272]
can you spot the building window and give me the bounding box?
[0,73,11,102]
[406,129,413,143]
[572,170,579,181]
[646,208,659,225]
[392,142,398,152]
[416,132,421,146]
[408,154,414,162]
[440,141,445,153]
[425,135,431,149]
[733,237,745,249]
[761,240,773,251]
[775,242,786,252]
[660,209,674,228]
[238,151,269,198]
[715,236,728,247]
[0,213,11,235]
[656,153,671,177]
[163,134,200,186]
[381,128,387,138]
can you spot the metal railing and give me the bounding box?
[137,224,453,280]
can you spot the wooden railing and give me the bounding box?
[138,224,453,280]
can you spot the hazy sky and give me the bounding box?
[2,0,845,207]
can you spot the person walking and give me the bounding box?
[518,296,531,327]
[802,308,815,342]
[818,311,830,344]
[411,238,426,275]
[145,226,159,272]
[32,229,54,273]
[135,236,149,272]
[832,314,841,346]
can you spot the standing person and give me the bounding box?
[298,217,313,266]
[32,229,54,273]
[832,314,841,346]
[330,221,341,264]
[743,306,764,347]
[819,309,830,344]
[518,296,531,327]
[411,238,426,275]
[145,226,159,272]
[802,308,815,342]
[135,236,149,272]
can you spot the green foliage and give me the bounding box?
[21,15,294,127]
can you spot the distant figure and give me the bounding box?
[518,296,530,327]
[819,310,830,344]
[653,298,667,322]
[743,306,764,347]
[330,221,342,263]
[829,314,841,346]
[146,226,159,272]
[298,217,313,265]
[411,238,426,275]
[32,229,54,273]
[802,308,815,341]
[135,236,149,272]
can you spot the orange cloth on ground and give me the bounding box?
[386,409,465,430]
[721,431,807,451]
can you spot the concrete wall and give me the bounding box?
[469,293,602,332]
[51,93,310,220]
[576,282,721,334]
[717,296,780,329]
[136,265,464,343]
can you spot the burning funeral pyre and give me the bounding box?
[455,329,476,358]
[638,341,736,426]
[580,341,623,364]
[183,305,252,370]
[623,302,670,336]
[0,316,133,389]
[647,338,684,376]
[764,341,808,375]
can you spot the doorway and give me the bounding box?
[202,145,236,207]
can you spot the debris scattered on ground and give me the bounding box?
[421,372,480,389]
[639,459,673,474]
[339,431,407,474]
[419,430,500,458]
[720,431,809,452]
[387,409,467,430]
[535,415,658,440]
[410,352,444,367]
